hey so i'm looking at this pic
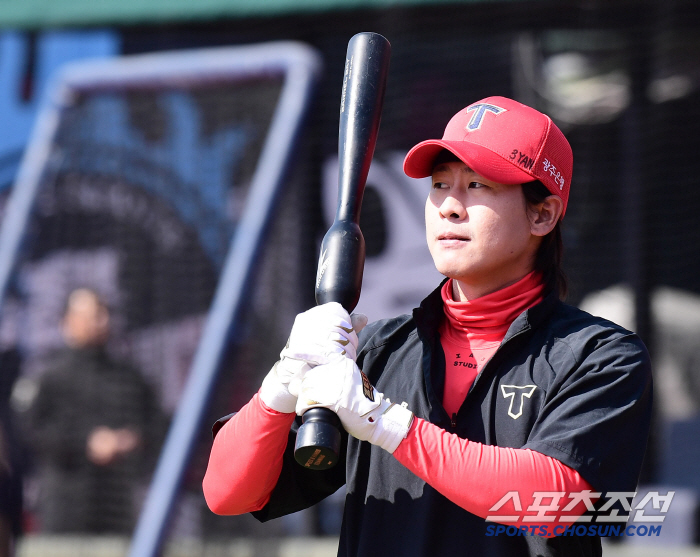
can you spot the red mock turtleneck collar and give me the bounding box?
[440,271,545,337]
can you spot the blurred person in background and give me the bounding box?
[27,288,164,534]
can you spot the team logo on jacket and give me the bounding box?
[500,385,537,419]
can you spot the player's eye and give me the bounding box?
[432,181,448,189]
[468,181,487,189]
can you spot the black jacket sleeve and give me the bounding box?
[523,332,653,494]
[252,417,348,522]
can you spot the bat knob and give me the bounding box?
[293,408,342,470]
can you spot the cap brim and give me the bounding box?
[403,139,535,185]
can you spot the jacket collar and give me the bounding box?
[414,278,561,341]
[502,288,561,343]
[412,278,448,338]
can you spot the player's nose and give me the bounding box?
[439,194,467,220]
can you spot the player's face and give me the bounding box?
[425,161,541,300]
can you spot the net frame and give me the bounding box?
[0,41,321,556]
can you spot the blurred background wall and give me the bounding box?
[0,0,699,554]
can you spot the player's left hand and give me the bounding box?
[259,305,367,414]
[296,358,414,453]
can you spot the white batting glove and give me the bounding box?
[296,358,414,453]
[259,303,367,414]
[282,302,367,365]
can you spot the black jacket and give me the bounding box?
[29,347,165,533]
[253,284,653,557]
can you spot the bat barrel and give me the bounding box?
[336,32,391,224]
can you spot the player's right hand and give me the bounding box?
[282,302,367,365]
[259,302,367,413]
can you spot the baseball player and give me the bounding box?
[203,96,653,556]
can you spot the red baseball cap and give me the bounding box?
[403,96,573,216]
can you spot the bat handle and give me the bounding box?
[294,408,342,469]
[293,221,364,470]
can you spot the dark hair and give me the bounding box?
[521,181,567,300]
[431,149,461,168]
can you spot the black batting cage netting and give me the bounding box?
[1,0,700,549]
[1,49,315,540]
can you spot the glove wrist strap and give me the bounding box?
[373,402,414,453]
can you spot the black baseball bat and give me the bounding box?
[293,32,391,470]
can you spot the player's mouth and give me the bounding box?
[437,232,470,246]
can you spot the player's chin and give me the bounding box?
[431,258,473,281]
[431,243,469,263]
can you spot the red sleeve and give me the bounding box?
[393,418,595,536]
[202,392,295,515]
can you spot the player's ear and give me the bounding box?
[528,195,562,237]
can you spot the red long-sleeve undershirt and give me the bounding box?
[393,419,593,532]
[440,271,543,415]
[203,273,594,530]
[203,392,295,515]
